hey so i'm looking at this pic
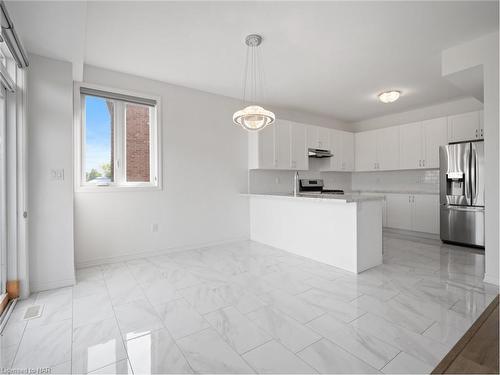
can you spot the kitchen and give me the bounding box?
[247,109,484,260]
[0,2,498,375]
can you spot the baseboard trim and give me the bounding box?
[383,228,441,241]
[30,277,76,293]
[483,274,500,286]
[75,236,250,269]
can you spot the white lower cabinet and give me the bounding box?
[386,194,413,231]
[385,193,439,234]
[413,194,440,234]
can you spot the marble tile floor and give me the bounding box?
[1,235,497,374]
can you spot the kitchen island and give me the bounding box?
[246,193,384,273]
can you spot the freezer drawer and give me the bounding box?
[440,205,484,247]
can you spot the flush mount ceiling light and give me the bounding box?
[233,34,275,131]
[378,90,401,103]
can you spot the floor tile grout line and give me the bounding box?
[8,294,37,368]
[100,263,135,374]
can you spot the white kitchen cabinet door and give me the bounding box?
[447,111,481,142]
[423,117,447,169]
[290,122,308,170]
[258,124,275,169]
[413,194,439,234]
[385,194,412,231]
[341,131,355,171]
[317,127,330,150]
[275,120,291,169]
[306,125,318,149]
[355,130,377,171]
[328,129,342,170]
[479,110,484,139]
[377,126,400,170]
[399,122,423,170]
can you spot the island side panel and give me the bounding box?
[355,199,383,272]
[249,196,358,273]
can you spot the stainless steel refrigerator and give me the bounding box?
[439,141,484,248]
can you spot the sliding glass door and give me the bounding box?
[0,84,6,295]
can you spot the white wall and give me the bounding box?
[442,32,499,286]
[352,97,483,132]
[27,54,75,291]
[75,65,253,267]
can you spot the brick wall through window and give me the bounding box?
[126,104,150,182]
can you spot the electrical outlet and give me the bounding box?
[152,223,159,233]
[50,169,64,181]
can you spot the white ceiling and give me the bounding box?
[6,1,498,123]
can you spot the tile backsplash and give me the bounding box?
[248,169,352,194]
[248,168,439,194]
[351,169,439,193]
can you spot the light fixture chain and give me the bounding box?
[242,43,250,104]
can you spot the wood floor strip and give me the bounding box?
[432,294,499,374]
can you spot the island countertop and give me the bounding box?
[242,192,385,203]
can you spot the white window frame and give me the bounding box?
[74,82,162,192]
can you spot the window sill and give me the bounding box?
[75,184,162,193]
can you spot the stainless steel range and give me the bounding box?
[299,179,344,195]
[439,141,484,248]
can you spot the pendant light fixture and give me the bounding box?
[233,34,275,131]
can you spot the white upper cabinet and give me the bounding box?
[328,129,342,170]
[399,117,447,170]
[447,111,482,142]
[341,131,355,171]
[325,129,354,171]
[248,122,275,169]
[355,127,399,171]
[275,120,291,169]
[307,125,330,150]
[399,122,423,170]
[355,130,377,171]
[290,122,308,170]
[422,117,447,169]
[376,126,400,170]
[249,120,309,170]
[317,127,330,150]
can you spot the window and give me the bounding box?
[75,83,160,190]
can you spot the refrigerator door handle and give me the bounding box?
[464,146,471,205]
[470,145,477,205]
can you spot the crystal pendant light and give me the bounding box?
[233,34,275,131]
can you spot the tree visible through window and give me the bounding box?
[85,96,114,184]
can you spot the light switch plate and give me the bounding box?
[50,169,64,181]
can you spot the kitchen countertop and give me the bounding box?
[351,190,439,195]
[243,192,384,203]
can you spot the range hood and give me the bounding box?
[308,148,333,158]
